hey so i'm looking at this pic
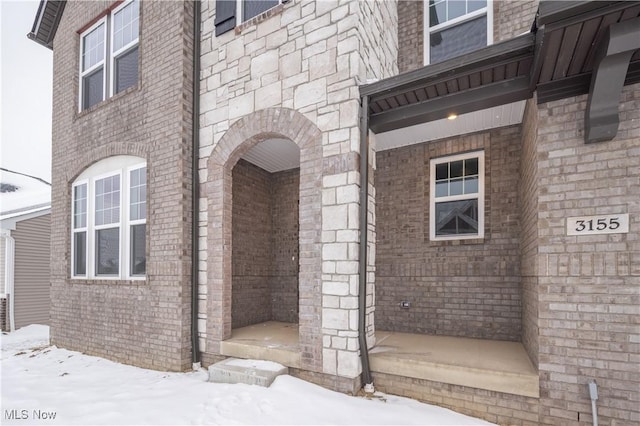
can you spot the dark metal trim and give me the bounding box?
[27,0,66,50]
[369,76,532,134]
[537,1,629,30]
[358,95,373,387]
[191,0,202,365]
[360,34,535,98]
[585,17,640,143]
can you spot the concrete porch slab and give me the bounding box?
[220,321,301,369]
[369,331,539,398]
[208,358,289,387]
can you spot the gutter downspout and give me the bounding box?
[358,95,373,390]
[2,233,16,331]
[191,0,202,369]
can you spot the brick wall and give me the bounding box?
[494,0,538,43]
[533,83,640,425]
[271,168,300,323]
[231,160,299,328]
[232,160,274,328]
[519,98,539,368]
[373,372,540,425]
[49,1,194,371]
[397,0,423,73]
[375,128,522,341]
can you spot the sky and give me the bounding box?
[1,0,53,182]
[1,325,494,425]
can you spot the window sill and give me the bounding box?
[428,237,485,246]
[235,3,285,35]
[75,84,139,120]
[68,278,148,286]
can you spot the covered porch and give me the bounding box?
[220,321,538,398]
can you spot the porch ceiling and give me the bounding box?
[241,138,300,173]
[361,34,536,134]
[534,0,640,103]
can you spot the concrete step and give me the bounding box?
[208,358,289,387]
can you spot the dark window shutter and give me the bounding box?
[215,0,236,36]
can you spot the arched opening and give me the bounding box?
[230,138,300,330]
[205,108,324,372]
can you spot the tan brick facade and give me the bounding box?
[376,127,523,341]
[527,84,640,425]
[49,0,194,371]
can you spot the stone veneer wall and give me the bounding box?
[231,160,299,328]
[397,0,539,73]
[49,1,194,371]
[375,127,522,341]
[199,0,397,382]
[533,83,640,425]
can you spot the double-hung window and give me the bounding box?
[215,0,283,36]
[72,157,147,279]
[430,151,484,240]
[425,0,492,64]
[79,0,139,110]
[239,0,280,22]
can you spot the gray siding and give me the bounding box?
[0,237,5,291]
[13,214,50,328]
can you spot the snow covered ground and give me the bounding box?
[1,325,494,425]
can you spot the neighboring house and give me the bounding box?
[29,1,639,425]
[0,169,51,331]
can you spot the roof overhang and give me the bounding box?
[533,0,640,104]
[0,205,51,231]
[361,34,536,134]
[362,0,640,144]
[27,0,66,50]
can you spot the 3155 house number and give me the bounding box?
[567,214,629,236]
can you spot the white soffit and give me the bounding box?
[241,138,300,173]
[374,100,527,152]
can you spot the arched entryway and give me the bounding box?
[230,139,300,328]
[205,108,323,372]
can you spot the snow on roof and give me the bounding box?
[0,168,51,219]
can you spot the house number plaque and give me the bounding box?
[566,214,629,236]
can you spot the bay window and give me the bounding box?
[72,156,147,279]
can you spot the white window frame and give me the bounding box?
[70,157,147,280]
[429,151,485,241]
[93,171,122,278]
[236,0,283,24]
[125,164,146,278]
[109,0,140,98]
[423,0,493,65]
[71,180,89,278]
[78,0,139,111]
[78,17,107,111]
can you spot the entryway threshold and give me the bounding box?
[369,331,539,398]
[220,321,301,369]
